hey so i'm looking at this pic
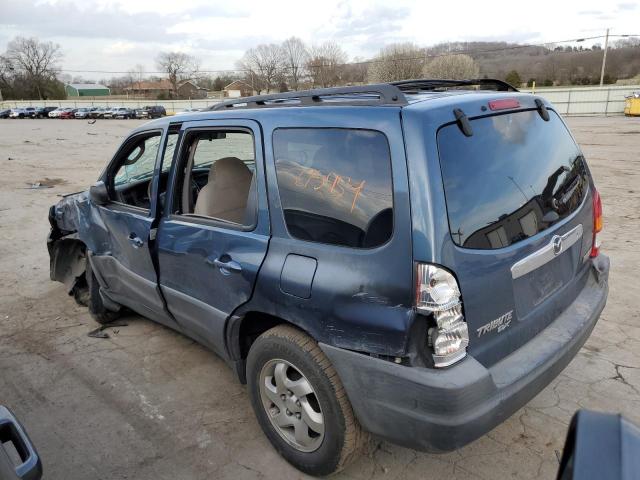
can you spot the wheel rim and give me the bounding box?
[259,359,325,452]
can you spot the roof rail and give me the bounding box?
[391,78,519,92]
[209,84,408,111]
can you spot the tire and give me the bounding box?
[247,325,367,476]
[86,258,120,325]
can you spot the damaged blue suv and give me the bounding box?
[48,79,609,476]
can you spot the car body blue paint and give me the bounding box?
[48,88,608,435]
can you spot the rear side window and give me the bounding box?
[438,110,588,249]
[273,128,393,248]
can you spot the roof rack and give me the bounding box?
[392,78,518,92]
[209,84,408,111]
[208,78,518,111]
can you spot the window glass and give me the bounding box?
[178,130,257,226]
[273,128,393,248]
[111,133,162,209]
[437,110,588,249]
[114,134,161,187]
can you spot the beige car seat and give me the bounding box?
[193,157,252,223]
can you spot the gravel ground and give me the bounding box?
[0,116,638,480]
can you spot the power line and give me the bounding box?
[55,33,640,76]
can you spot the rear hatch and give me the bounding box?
[437,107,595,366]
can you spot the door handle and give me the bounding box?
[206,256,242,275]
[128,233,144,248]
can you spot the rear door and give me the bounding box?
[435,108,594,365]
[156,119,269,356]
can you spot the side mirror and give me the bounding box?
[89,181,109,206]
[557,410,640,480]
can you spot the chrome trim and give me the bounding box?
[511,224,583,279]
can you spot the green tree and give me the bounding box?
[505,70,522,87]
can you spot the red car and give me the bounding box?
[59,108,78,119]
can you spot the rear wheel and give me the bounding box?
[86,259,120,325]
[247,325,366,476]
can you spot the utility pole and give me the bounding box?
[599,28,610,87]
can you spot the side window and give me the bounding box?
[174,129,257,226]
[273,128,393,248]
[110,132,162,210]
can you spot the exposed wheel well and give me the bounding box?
[230,312,315,383]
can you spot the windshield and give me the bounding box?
[437,110,588,249]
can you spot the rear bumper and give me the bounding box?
[321,255,609,452]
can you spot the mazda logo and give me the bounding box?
[552,236,563,255]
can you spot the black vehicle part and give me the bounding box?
[0,406,42,480]
[535,98,550,121]
[453,108,473,137]
[392,78,518,92]
[48,237,89,305]
[210,84,408,110]
[557,409,640,480]
[246,325,367,476]
[86,256,121,325]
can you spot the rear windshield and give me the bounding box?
[438,110,588,249]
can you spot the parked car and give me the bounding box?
[135,105,167,119]
[0,109,10,119]
[59,108,78,119]
[89,107,106,119]
[102,107,120,119]
[74,107,94,119]
[48,107,65,118]
[112,107,135,119]
[33,106,57,118]
[47,79,609,476]
[9,108,28,118]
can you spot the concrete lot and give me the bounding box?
[0,116,638,479]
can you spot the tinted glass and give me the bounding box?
[273,128,393,248]
[438,110,588,249]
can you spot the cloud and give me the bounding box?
[617,2,637,10]
[0,0,245,43]
[317,3,413,52]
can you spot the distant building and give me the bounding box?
[125,79,207,99]
[223,80,255,98]
[65,83,110,97]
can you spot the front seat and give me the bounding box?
[194,157,253,224]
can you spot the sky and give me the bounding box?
[0,0,638,81]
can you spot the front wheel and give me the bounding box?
[247,325,367,476]
[86,258,120,325]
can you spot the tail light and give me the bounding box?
[416,263,469,367]
[590,188,603,258]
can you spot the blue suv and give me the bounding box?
[47,79,609,476]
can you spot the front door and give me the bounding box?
[156,120,269,356]
[87,129,175,327]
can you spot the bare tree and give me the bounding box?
[281,37,308,90]
[156,51,200,98]
[306,42,348,87]
[367,43,425,82]
[5,36,62,99]
[423,54,479,79]
[238,44,285,94]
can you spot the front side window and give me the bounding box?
[111,132,162,209]
[273,128,393,248]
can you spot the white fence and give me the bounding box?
[519,84,639,115]
[2,85,639,116]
